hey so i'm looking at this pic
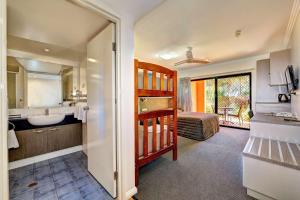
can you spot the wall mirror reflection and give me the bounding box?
[7,56,80,108]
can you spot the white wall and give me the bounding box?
[290,11,300,115]
[178,54,268,78]
[15,67,24,108]
[79,57,87,95]
[72,67,79,92]
[178,54,269,112]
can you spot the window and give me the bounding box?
[27,73,62,107]
[192,73,251,129]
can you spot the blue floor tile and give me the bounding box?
[34,190,57,200]
[34,160,49,169]
[82,190,108,200]
[10,175,36,198]
[50,162,67,174]
[9,151,112,200]
[34,165,52,181]
[56,182,82,200]
[11,190,34,200]
[33,181,55,198]
[53,174,73,188]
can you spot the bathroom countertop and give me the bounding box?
[9,114,82,131]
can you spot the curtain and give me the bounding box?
[178,77,192,112]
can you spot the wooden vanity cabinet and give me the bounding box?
[47,123,82,152]
[9,123,82,162]
[9,127,48,161]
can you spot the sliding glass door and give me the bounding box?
[191,73,251,129]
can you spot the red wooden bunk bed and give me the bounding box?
[134,59,178,185]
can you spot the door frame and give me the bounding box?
[0,0,123,199]
[192,72,252,130]
[0,0,8,199]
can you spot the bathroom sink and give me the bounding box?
[27,114,65,126]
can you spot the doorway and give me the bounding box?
[3,0,120,199]
[191,73,252,129]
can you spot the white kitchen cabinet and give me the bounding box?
[256,59,281,102]
[270,49,291,86]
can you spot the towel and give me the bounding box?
[8,130,19,149]
[74,103,88,123]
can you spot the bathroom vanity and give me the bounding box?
[7,55,86,163]
[9,115,82,161]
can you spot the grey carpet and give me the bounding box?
[135,127,254,200]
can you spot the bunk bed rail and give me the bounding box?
[134,59,177,185]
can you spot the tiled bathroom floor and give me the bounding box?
[9,151,113,200]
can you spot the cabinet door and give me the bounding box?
[47,126,63,152]
[270,49,291,85]
[66,123,82,147]
[47,123,82,152]
[9,128,48,161]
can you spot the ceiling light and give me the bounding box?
[87,58,97,63]
[159,52,178,60]
[44,48,50,52]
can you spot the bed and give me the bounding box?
[138,124,173,156]
[178,112,219,141]
[134,59,177,185]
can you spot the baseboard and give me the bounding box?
[9,145,83,170]
[126,186,138,199]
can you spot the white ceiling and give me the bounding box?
[7,35,83,62]
[135,0,294,68]
[7,0,110,61]
[16,58,63,74]
[100,0,165,22]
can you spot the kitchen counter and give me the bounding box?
[9,114,81,131]
[251,112,300,127]
[256,102,290,104]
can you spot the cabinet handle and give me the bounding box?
[49,128,60,131]
[33,130,44,133]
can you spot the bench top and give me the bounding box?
[251,113,300,127]
[243,136,300,171]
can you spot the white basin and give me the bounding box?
[28,114,65,126]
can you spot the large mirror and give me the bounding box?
[7,56,80,108]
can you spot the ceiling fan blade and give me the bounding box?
[174,59,210,66]
[174,60,188,66]
[192,59,211,64]
[174,47,211,66]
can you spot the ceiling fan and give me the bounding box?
[174,47,210,66]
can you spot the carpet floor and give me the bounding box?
[135,127,254,200]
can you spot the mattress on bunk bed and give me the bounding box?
[178,112,219,141]
[138,125,173,157]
